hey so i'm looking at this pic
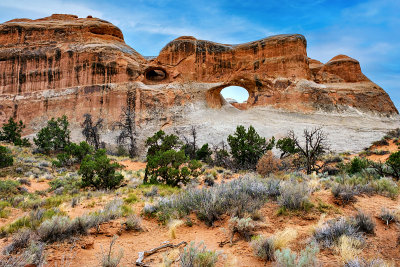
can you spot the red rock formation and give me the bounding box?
[0,14,397,136]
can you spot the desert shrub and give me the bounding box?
[228,216,255,242]
[331,184,357,205]
[180,241,220,267]
[352,211,375,234]
[0,179,20,199]
[79,149,123,190]
[251,235,276,261]
[100,235,123,267]
[277,181,311,212]
[227,125,275,170]
[386,151,400,179]
[38,199,122,243]
[384,128,400,140]
[0,117,30,146]
[370,177,399,198]
[124,215,143,231]
[34,115,70,154]
[1,241,45,267]
[372,139,389,147]
[49,174,81,194]
[275,242,319,267]
[379,208,397,225]
[344,258,393,267]
[2,228,33,254]
[256,151,281,176]
[313,217,364,248]
[154,177,270,226]
[0,145,13,168]
[145,130,200,186]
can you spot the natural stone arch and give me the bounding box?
[206,82,256,109]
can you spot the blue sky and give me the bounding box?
[0,0,399,109]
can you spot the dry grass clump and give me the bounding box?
[331,184,357,205]
[100,235,123,267]
[336,235,364,263]
[256,151,281,176]
[251,228,298,262]
[168,219,184,239]
[313,217,364,248]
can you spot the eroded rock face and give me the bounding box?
[0,14,398,153]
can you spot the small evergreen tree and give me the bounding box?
[79,149,123,189]
[34,116,70,154]
[0,145,13,168]
[196,143,212,162]
[276,137,298,159]
[387,151,400,179]
[52,141,94,167]
[144,130,201,186]
[227,125,275,170]
[0,117,30,146]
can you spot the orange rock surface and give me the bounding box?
[0,14,397,134]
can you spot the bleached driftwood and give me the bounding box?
[135,241,187,266]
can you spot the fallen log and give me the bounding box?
[135,241,187,266]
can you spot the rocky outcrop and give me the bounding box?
[0,14,398,153]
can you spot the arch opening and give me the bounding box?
[220,86,249,110]
[144,67,167,81]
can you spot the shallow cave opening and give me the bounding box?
[145,68,167,81]
[220,86,249,110]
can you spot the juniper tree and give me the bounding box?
[81,113,104,150]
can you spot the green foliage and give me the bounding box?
[79,149,124,190]
[387,151,400,179]
[145,130,201,186]
[276,137,299,159]
[346,157,370,175]
[0,179,20,199]
[227,125,275,170]
[52,141,93,167]
[275,242,319,267]
[0,117,30,146]
[0,145,13,168]
[196,143,212,162]
[34,115,70,154]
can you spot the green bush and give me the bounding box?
[145,130,201,186]
[196,143,212,162]
[52,141,93,167]
[227,125,275,170]
[0,179,20,199]
[346,157,370,175]
[79,149,123,190]
[34,115,70,154]
[0,145,13,168]
[386,151,400,179]
[0,117,30,146]
[276,137,299,159]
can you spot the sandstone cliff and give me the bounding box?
[0,14,398,153]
